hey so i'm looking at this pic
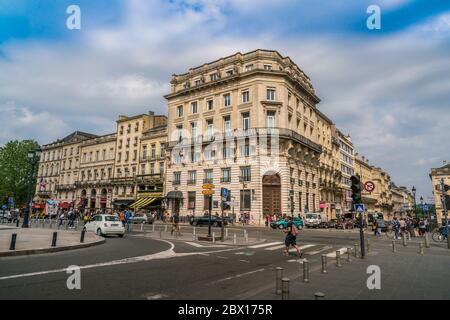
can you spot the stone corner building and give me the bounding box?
[430,162,450,223]
[163,49,344,224]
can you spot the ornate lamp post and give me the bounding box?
[23,147,42,228]
[412,186,417,220]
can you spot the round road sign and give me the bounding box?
[364,181,375,192]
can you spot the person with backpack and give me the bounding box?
[171,213,181,236]
[392,217,401,239]
[283,216,303,258]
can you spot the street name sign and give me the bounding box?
[202,184,215,189]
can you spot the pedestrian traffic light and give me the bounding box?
[350,175,362,205]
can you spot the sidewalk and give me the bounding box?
[244,240,450,300]
[0,227,105,257]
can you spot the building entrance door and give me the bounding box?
[262,173,282,217]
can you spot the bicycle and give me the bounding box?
[432,226,449,242]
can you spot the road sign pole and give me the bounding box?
[208,195,212,240]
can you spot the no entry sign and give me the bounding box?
[364,181,375,192]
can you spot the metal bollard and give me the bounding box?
[212,232,216,244]
[314,292,325,300]
[233,233,237,245]
[9,233,17,250]
[159,230,162,239]
[354,243,359,258]
[152,224,155,233]
[225,228,228,239]
[245,233,248,244]
[392,240,396,252]
[281,278,290,300]
[140,223,144,232]
[346,247,352,262]
[275,267,283,295]
[402,233,407,247]
[321,254,328,274]
[80,229,85,243]
[16,219,20,227]
[336,250,342,267]
[303,259,310,283]
[51,232,58,247]
[366,239,370,253]
[419,242,424,255]
[165,225,168,233]
[65,220,68,230]
[425,233,430,248]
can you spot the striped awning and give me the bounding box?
[129,197,157,210]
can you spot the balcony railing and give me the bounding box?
[203,178,214,184]
[220,177,231,183]
[173,181,181,186]
[166,128,322,153]
[187,179,197,185]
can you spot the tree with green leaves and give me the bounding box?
[0,140,40,208]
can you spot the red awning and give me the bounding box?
[59,202,72,209]
[32,203,45,209]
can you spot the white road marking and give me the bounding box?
[307,246,333,255]
[184,242,204,247]
[0,240,241,281]
[146,293,168,300]
[239,260,250,263]
[248,241,283,249]
[326,247,347,258]
[288,258,307,263]
[215,268,265,283]
[264,245,286,251]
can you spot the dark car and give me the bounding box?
[336,219,354,229]
[327,219,338,228]
[190,215,227,227]
[129,214,154,224]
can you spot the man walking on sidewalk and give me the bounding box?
[171,213,182,237]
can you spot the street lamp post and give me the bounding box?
[412,186,417,220]
[420,196,424,219]
[22,148,42,228]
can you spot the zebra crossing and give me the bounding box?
[247,241,348,258]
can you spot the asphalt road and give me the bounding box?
[0,226,447,300]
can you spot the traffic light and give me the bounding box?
[350,175,362,205]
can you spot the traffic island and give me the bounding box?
[0,228,105,257]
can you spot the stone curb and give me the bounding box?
[0,237,106,258]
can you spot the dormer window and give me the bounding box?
[210,73,219,81]
[195,79,202,86]
[226,69,233,77]
[245,64,254,72]
[264,64,273,71]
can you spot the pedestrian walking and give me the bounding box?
[283,216,303,258]
[393,217,401,239]
[119,211,125,226]
[171,213,182,236]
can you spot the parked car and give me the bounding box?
[0,210,12,223]
[327,219,339,228]
[304,212,327,228]
[83,214,125,237]
[129,214,153,224]
[270,217,304,230]
[336,219,354,229]
[190,215,228,227]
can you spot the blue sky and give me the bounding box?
[1,0,449,200]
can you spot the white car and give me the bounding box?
[83,214,125,237]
